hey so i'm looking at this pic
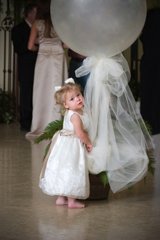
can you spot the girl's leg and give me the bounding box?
[56,196,68,205]
[67,197,85,209]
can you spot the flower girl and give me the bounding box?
[39,78,92,208]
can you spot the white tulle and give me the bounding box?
[76,54,154,193]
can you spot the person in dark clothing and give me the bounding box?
[140,7,160,135]
[68,49,89,92]
[11,3,38,131]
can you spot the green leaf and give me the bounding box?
[98,171,109,186]
[34,119,63,143]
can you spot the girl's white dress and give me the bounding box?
[39,110,90,199]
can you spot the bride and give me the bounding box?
[26,0,67,139]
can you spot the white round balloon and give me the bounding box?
[51,0,146,57]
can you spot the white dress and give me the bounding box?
[39,110,90,199]
[26,20,68,139]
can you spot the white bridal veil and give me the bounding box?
[76,54,154,193]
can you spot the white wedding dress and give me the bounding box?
[76,54,154,193]
[26,20,68,139]
[39,110,90,199]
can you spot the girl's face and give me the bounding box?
[64,89,84,111]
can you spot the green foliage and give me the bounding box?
[0,89,15,124]
[35,119,63,162]
[34,119,63,144]
[98,171,109,186]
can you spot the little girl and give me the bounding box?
[39,79,92,208]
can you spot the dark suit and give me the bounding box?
[68,49,89,92]
[140,8,160,135]
[11,20,37,131]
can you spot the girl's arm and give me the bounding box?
[28,22,38,51]
[71,113,93,152]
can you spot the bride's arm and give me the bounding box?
[28,22,38,51]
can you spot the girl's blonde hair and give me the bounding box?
[54,83,82,107]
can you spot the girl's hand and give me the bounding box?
[86,144,93,152]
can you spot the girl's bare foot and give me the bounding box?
[68,200,85,209]
[56,196,68,206]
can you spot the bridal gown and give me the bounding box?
[26,20,68,139]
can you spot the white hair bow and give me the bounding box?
[54,78,75,92]
[65,78,75,84]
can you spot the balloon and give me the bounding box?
[51,0,146,57]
